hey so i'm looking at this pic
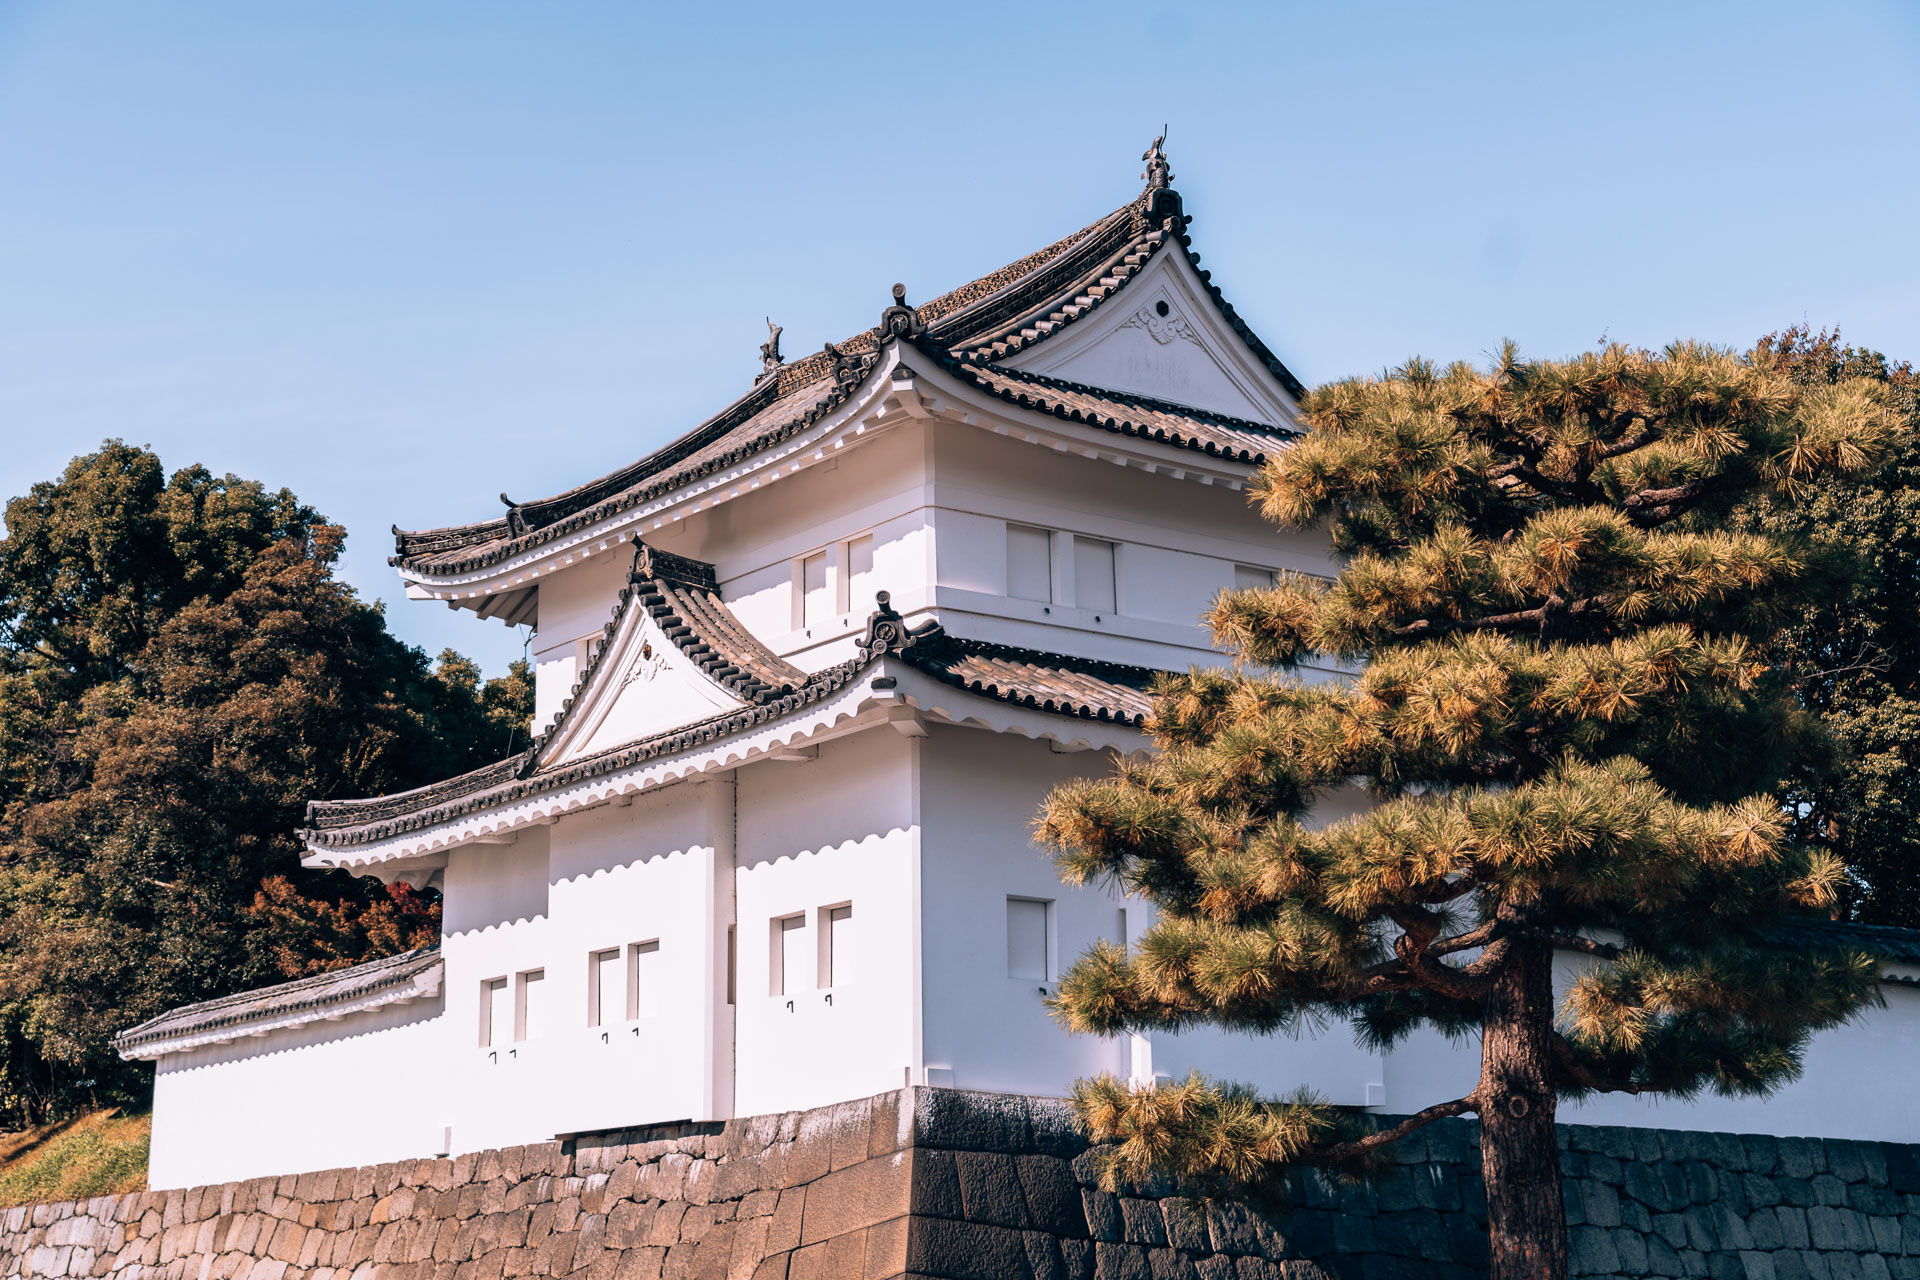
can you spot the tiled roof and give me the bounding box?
[394,376,854,575]
[112,946,442,1059]
[391,172,1305,580]
[1760,918,1920,966]
[945,361,1296,465]
[906,633,1158,727]
[301,592,1159,851]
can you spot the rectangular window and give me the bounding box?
[1007,524,1052,603]
[481,977,510,1048]
[1074,537,1117,613]
[802,552,830,628]
[589,948,622,1027]
[726,925,737,1006]
[772,914,806,996]
[628,940,661,1019]
[515,969,545,1042]
[1007,897,1051,981]
[819,903,853,989]
[1234,564,1276,591]
[845,535,876,616]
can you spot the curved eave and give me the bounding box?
[114,953,444,1062]
[301,649,1150,870]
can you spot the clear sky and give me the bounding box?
[2,2,1915,676]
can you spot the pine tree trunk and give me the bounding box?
[1478,937,1567,1280]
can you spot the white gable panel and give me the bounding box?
[556,610,745,765]
[1002,250,1299,429]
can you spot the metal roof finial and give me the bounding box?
[1142,127,1172,191]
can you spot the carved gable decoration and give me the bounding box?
[999,250,1298,428]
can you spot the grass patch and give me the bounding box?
[0,1110,150,1207]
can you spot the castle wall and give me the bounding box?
[11,1088,1919,1280]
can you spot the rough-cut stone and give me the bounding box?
[5,1089,1918,1280]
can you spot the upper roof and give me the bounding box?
[390,150,1304,581]
[112,945,444,1061]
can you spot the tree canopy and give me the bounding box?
[1037,340,1898,1279]
[1733,328,1920,926]
[0,441,531,1123]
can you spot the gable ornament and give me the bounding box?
[1120,298,1199,348]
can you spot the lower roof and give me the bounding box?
[301,609,1161,853]
[112,946,443,1061]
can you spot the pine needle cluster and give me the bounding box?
[1036,341,1898,1261]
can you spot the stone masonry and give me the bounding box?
[2,1088,1917,1280]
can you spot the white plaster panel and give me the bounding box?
[568,612,743,761]
[917,728,1130,1095]
[732,729,918,1115]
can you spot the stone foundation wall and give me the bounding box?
[3,1089,1917,1280]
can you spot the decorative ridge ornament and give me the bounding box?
[1140,128,1183,226]
[878,283,927,344]
[1142,128,1172,191]
[856,590,943,661]
[500,496,529,539]
[758,318,784,380]
[630,541,719,592]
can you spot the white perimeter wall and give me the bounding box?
[1378,960,1920,1142]
[148,997,444,1189]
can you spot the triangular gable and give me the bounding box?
[996,247,1299,428]
[533,545,805,767]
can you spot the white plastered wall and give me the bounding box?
[733,727,919,1116]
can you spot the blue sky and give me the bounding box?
[2,2,1916,676]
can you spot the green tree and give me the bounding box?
[1037,342,1895,1278]
[0,441,531,1123]
[1734,328,1920,926]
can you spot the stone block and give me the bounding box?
[781,1242,824,1280]
[763,1194,802,1258]
[904,1218,1030,1280]
[796,1156,909,1246]
[683,1221,734,1280]
[781,1116,834,1191]
[865,1092,907,1162]
[614,1249,666,1280]
[953,1152,1028,1231]
[725,1217,768,1280]
[1116,1201,1166,1248]
[1014,1158,1085,1240]
[1080,1189,1121,1244]
[825,1100,873,1173]
[911,1090,1031,1156]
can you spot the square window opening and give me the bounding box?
[1007,897,1052,982]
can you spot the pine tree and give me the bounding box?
[1036,341,1898,1278]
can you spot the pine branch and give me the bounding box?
[1521,932,1621,961]
[1551,1033,1647,1095]
[1311,1096,1479,1164]
[1622,475,1742,526]
[1388,593,1613,641]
